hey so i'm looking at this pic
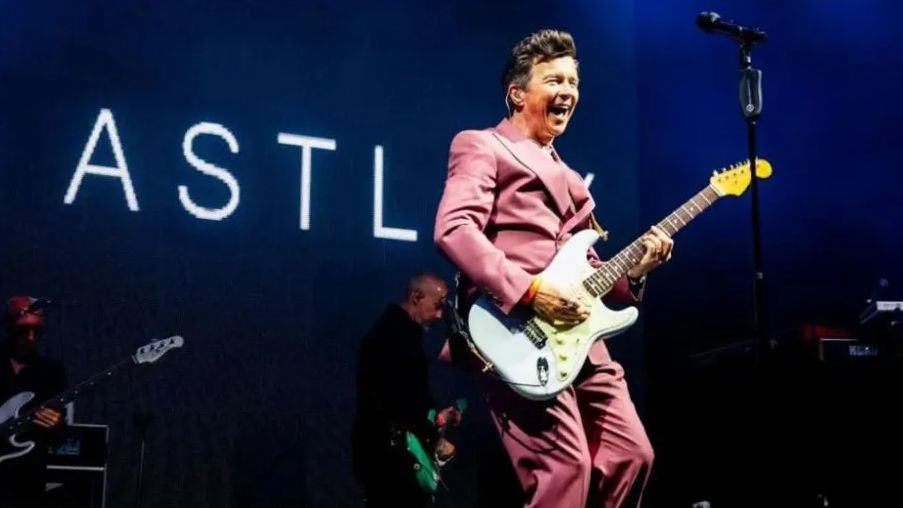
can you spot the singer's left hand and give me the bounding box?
[627,226,674,279]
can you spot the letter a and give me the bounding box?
[64,108,139,211]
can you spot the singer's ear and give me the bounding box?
[507,84,524,107]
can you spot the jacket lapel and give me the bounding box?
[491,119,571,217]
[560,160,597,235]
[564,159,595,211]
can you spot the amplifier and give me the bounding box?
[796,324,880,363]
[45,423,108,507]
[816,337,879,363]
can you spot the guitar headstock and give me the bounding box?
[710,158,773,196]
[132,335,184,365]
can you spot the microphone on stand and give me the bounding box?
[866,277,890,305]
[696,12,767,44]
[443,300,469,341]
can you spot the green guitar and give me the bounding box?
[405,398,467,495]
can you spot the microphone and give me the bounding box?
[866,278,890,305]
[697,12,767,44]
[21,298,54,316]
[443,300,469,340]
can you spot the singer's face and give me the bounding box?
[516,56,579,144]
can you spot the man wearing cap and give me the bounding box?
[0,296,68,507]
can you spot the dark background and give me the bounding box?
[1,1,900,506]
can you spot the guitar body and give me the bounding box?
[404,399,467,495]
[405,430,440,494]
[0,392,36,464]
[468,230,638,401]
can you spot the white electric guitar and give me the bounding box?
[0,335,183,464]
[468,159,772,400]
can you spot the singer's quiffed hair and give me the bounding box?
[502,29,578,115]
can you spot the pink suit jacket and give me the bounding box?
[434,118,639,365]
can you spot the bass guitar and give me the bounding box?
[0,335,183,463]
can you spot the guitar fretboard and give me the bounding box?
[583,185,721,297]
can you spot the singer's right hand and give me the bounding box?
[531,281,589,326]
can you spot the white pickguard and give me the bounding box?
[0,391,36,463]
[468,230,638,400]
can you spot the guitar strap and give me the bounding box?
[448,272,495,374]
[589,213,609,242]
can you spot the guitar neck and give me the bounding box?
[1,357,133,436]
[584,185,721,297]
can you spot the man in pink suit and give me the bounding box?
[434,30,674,507]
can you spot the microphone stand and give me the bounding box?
[738,38,772,507]
[133,411,154,508]
[701,17,771,502]
[737,43,768,374]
